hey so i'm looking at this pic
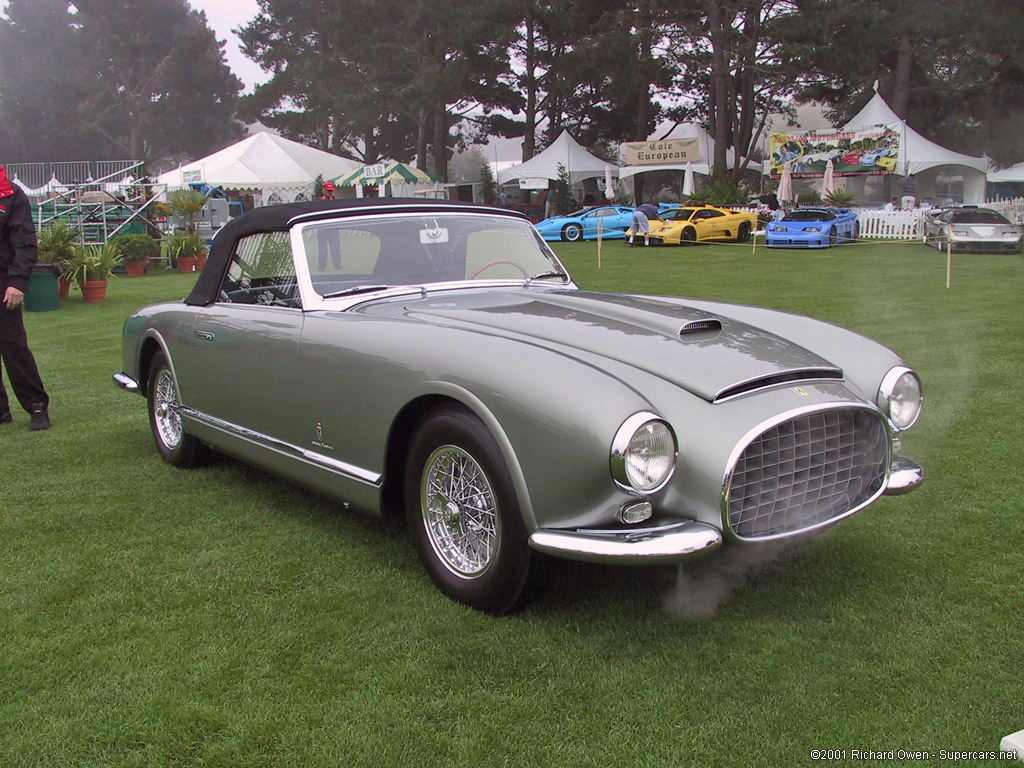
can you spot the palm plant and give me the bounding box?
[158,189,210,234]
[824,189,858,208]
[37,221,81,276]
[68,243,124,283]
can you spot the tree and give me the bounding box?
[0,0,88,161]
[663,1,798,181]
[784,0,1024,163]
[0,0,243,164]
[479,158,499,205]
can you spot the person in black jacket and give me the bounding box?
[0,164,50,430]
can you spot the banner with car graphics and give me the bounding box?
[769,124,901,178]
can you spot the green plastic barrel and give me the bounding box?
[24,263,61,312]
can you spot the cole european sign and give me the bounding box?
[623,138,701,166]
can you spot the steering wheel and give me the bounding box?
[468,259,530,279]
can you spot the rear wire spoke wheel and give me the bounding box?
[405,405,546,614]
[147,352,210,468]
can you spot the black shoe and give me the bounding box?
[0,411,11,424]
[29,404,50,431]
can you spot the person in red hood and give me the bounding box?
[0,165,50,430]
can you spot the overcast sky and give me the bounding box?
[190,0,267,93]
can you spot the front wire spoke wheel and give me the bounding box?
[422,446,498,578]
[154,370,182,449]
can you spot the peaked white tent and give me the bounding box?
[844,92,987,203]
[618,122,762,179]
[157,132,360,193]
[497,131,613,185]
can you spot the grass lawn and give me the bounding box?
[2,239,1021,767]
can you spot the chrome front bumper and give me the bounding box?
[884,454,924,495]
[529,520,722,565]
[113,372,141,392]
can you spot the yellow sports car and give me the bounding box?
[627,205,758,245]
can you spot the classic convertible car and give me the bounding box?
[765,207,860,248]
[627,204,758,245]
[535,205,635,241]
[115,199,923,614]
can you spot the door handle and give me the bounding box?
[194,330,216,341]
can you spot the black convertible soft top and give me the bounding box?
[184,198,527,306]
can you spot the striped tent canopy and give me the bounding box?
[335,161,442,187]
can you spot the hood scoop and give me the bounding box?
[678,318,722,338]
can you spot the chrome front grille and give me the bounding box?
[726,408,888,539]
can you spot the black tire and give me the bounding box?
[562,223,583,242]
[828,230,837,247]
[681,227,697,246]
[404,405,544,614]
[852,223,860,242]
[147,352,210,468]
[737,221,751,243]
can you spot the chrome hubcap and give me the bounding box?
[421,445,498,578]
[154,369,182,449]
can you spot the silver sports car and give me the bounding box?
[115,199,924,614]
[922,206,1022,253]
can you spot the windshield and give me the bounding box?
[662,208,696,221]
[950,210,1010,225]
[301,213,566,298]
[783,209,834,222]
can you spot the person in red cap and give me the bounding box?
[0,164,50,430]
[317,181,340,269]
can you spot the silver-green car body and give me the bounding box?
[116,199,923,612]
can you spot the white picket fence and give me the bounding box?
[856,210,923,240]
[987,196,1024,224]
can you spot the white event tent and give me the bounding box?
[843,92,988,204]
[157,132,360,204]
[497,131,614,186]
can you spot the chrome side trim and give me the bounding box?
[529,520,722,564]
[883,454,924,495]
[181,407,382,487]
[720,401,891,543]
[113,372,140,392]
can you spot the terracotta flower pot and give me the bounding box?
[195,252,207,270]
[177,256,198,273]
[58,278,72,300]
[125,258,147,277]
[79,279,108,303]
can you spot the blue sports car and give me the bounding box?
[765,207,860,248]
[535,205,635,241]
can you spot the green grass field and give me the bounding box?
[2,239,1021,767]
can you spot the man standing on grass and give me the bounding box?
[0,164,50,431]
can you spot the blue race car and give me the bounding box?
[535,205,635,241]
[765,207,860,248]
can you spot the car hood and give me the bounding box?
[535,217,574,229]
[393,289,841,402]
[772,220,833,230]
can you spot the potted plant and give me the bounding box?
[167,231,208,273]
[36,220,81,299]
[110,233,158,277]
[70,242,124,303]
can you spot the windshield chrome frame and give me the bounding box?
[290,211,576,311]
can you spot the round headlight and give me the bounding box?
[611,413,678,493]
[878,367,922,430]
